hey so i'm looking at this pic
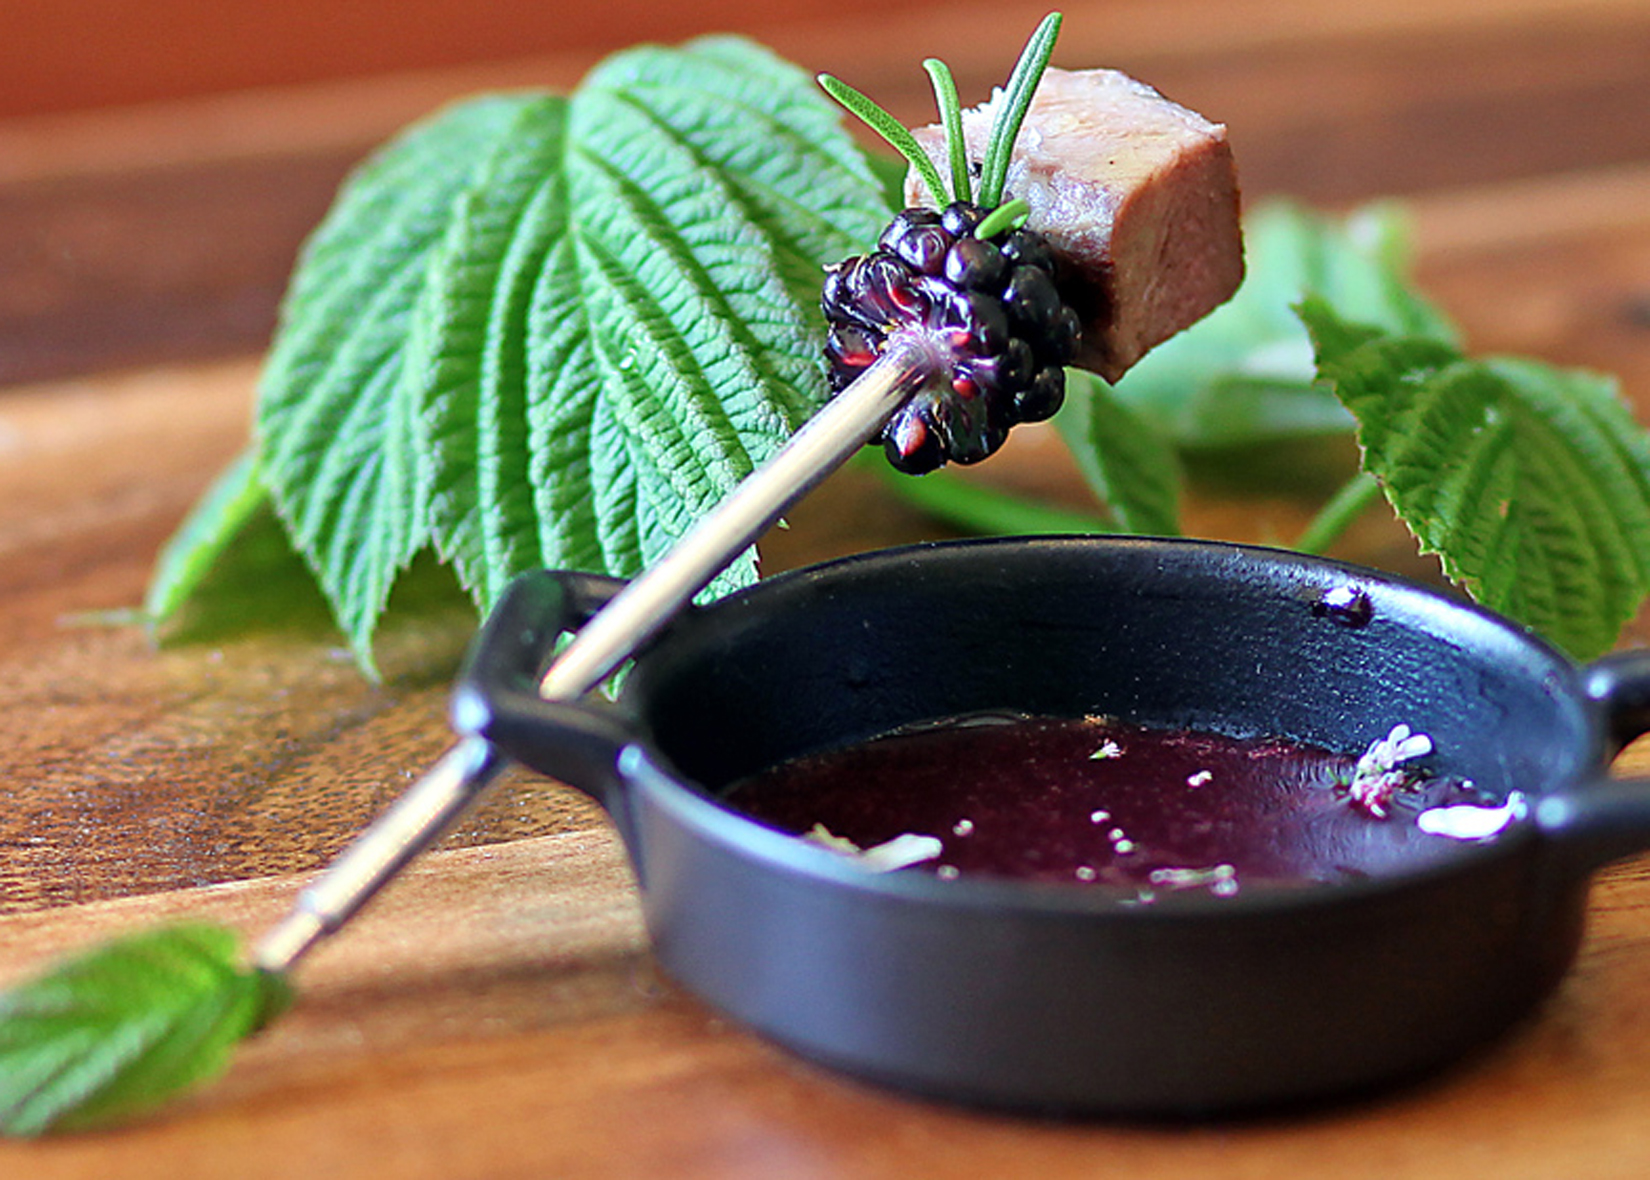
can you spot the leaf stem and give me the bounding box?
[978,12,1062,208]
[818,73,949,207]
[874,461,1115,536]
[974,198,1030,240]
[1295,469,1385,555]
[923,58,969,204]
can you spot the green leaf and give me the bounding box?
[1055,368,1183,535]
[144,449,269,629]
[145,452,344,644]
[818,73,949,207]
[923,58,970,205]
[1301,297,1650,660]
[0,925,291,1136]
[153,36,892,670]
[1111,200,1458,451]
[869,460,1114,537]
[408,95,573,612]
[256,93,546,673]
[533,35,890,592]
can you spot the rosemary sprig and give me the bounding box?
[978,12,1063,207]
[922,58,971,204]
[821,12,1063,213]
[817,73,949,207]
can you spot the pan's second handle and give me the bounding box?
[1535,649,1650,878]
[449,570,639,803]
[1585,648,1650,757]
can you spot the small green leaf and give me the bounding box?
[1301,297,1650,660]
[0,925,291,1136]
[1111,200,1458,451]
[818,72,949,208]
[973,197,1030,240]
[1056,368,1183,536]
[144,449,269,629]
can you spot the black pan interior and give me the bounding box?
[624,538,1591,807]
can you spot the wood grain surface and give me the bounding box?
[4,0,1650,1174]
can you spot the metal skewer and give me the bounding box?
[252,338,936,974]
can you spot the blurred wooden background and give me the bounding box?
[0,0,923,117]
[6,0,1648,387]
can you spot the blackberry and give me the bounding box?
[823,201,1082,474]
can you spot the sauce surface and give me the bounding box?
[722,716,1488,896]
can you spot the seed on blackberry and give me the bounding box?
[940,203,988,237]
[1013,365,1067,423]
[1002,265,1063,331]
[822,199,1083,471]
[1000,228,1056,276]
[879,208,950,275]
[944,236,1007,291]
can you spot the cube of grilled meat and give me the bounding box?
[906,67,1244,383]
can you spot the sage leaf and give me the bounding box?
[1111,200,1457,451]
[0,925,290,1136]
[1301,297,1650,661]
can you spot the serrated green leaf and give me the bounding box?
[530,35,889,587]
[1111,200,1458,450]
[408,95,573,611]
[151,37,895,666]
[0,925,291,1136]
[144,450,340,644]
[1056,368,1183,535]
[1301,297,1650,660]
[256,94,549,672]
[173,35,895,669]
[603,37,890,325]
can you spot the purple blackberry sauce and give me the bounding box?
[721,716,1488,896]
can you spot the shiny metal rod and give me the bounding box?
[539,336,931,700]
[252,341,934,974]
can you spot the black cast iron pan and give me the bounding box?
[452,534,1650,1116]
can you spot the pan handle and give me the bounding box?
[1534,649,1650,876]
[448,569,642,807]
[1584,648,1650,758]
